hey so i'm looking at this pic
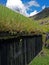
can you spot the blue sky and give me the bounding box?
[0,0,49,16]
[22,0,49,12]
[0,0,7,5]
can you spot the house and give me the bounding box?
[0,5,42,65]
[0,32,42,65]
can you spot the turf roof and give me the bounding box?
[0,5,41,39]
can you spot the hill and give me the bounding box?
[30,7,49,20]
[30,8,49,33]
[0,5,41,36]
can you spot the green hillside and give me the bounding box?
[37,17,49,33]
[0,5,41,35]
[30,8,49,33]
[30,8,49,20]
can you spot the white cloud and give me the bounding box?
[42,5,46,9]
[27,0,40,7]
[25,0,40,11]
[6,0,29,17]
[6,0,40,17]
[30,10,38,16]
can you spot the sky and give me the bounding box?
[0,0,49,17]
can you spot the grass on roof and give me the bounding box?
[0,5,41,34]
[0,5,49,35]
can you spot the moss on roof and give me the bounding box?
[0,5,41,39]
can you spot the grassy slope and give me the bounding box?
[30,7,49,33]
[37,17,49,33]
[30,17,49,33]
[29,48,49,65]
[30,8,49,20]
[0,5,40,34]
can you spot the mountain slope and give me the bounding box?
[30,8,49,20]
[30,8,49,33]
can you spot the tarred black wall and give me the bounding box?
[0,35,42,65]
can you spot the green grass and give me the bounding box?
[32,17,49,33]
[37,17,49,33]
[29,48,49,65]
[0,5,49,35]
[0,5,41,34]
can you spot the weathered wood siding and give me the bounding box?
[0,35,42,65]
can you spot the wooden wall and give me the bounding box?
[0,35,42,65]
